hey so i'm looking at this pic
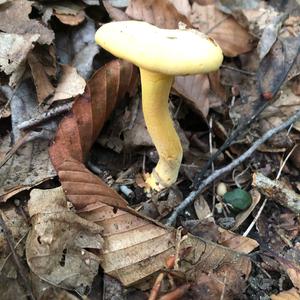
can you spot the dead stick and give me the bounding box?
[0,211,35,299]
[17,102,73,130]
[166,109,300,226]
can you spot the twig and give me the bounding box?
[276,144,297,180]
[193,99,271,187]
[243,198,268,237]
[253,172,300,214]
[17,102,73,130]
[166,109,300,226]
[0,211,35,299]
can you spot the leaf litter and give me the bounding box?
[0,0,299,299]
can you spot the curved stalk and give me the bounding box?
[140,68,183,190]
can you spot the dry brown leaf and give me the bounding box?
[28,50,55,104]
[271,288,300,300]
[80,203,251,286]
[51,2,86,26]
[58,159,128,211]
[26,187,103,295]
[190,3,254,57]
[55,11,86,26]
[192,269,246,300]
[0,0,54,45]
[50,65,86,103]
[0,33,39,86]
[49,60,137,172]
[218,228,259,254]
[173,75,210,118]
[125,0,191,29]
[103,0,131,21]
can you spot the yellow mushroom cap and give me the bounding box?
[95,21,223,75]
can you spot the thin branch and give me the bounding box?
[17,102,73,130]
[193,99,271,187]
[243,198,268,237]
[166,109,300,226]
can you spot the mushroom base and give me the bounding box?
[145,154,182,191]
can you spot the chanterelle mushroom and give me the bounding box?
[95,21,223,191]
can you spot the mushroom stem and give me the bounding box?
[140,68,183,190]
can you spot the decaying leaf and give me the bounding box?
[190,3,254,57]
[258,35,300,99]
[50,65,86,104]
[0,80,56,202]
[0,0,54,45]
[0,33,39,86]
[218,227,259,254]
[260,86,300,133]
[125,0,191,29]
[103,0,131,21]
[26,187,103,295]
[28,50,55,104]
[79,202,251,286]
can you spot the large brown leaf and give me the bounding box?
[49,60,136,171]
